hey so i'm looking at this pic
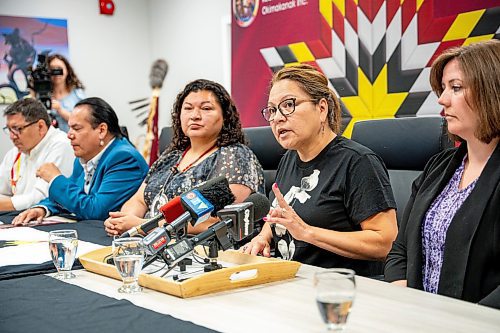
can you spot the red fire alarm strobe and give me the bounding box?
[100,0,115,15]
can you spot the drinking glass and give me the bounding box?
[48,230,79,279]
[112,237,145,293]
[314,268,356,331]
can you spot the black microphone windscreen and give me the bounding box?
[149,59,168,89]
[196,176,235,214]
[244,192,270,220]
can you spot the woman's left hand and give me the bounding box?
[51,99,62,113]
[36,163,62,182]
[265,183,312,242]
[104,211,145,237]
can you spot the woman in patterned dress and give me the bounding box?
[104,79,264,236]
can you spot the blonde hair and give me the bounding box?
[429,39,500,143]
[270,64,342,133]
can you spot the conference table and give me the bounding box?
[1,214,499,332]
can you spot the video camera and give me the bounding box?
[28,51,62,120]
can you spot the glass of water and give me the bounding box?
[314,268,356,331]
[112,237,145,294]
[48,230,78,279]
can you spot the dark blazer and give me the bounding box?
[39,138,149,221]
[385,142,500,309]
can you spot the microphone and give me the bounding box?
[162,189,214,239]
[247,192,271,220]
[140,176,235,255]
[120,196,183,238]
[142,189,213,254]
[160,196,185,223]
[119,175,235,239]
[164,175,235,235]
[161,193,270,267]
[217,192,270,246]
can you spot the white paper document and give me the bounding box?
[0,227,103,267]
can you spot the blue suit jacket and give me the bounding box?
[39,138,148,220]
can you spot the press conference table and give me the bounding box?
[1,215,500,332]
[2,263,499,332]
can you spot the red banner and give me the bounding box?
[232,0,325,127]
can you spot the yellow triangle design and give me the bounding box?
[341,65,408,138]
[443,10,485,41]
[416,0,424,11]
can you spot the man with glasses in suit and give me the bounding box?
[0,98,73,211]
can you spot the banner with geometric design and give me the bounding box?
[232,0,500,136]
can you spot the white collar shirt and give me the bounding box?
[0,126,74,210]
[79,138,115,194]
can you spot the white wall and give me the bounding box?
[0,0,231,158]
[148,0,231,129]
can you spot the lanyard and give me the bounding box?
[10,152,21,194]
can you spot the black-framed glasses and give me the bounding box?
[3,120,39,136]
[261,97,316,122]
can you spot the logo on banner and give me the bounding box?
[233,0,259,27]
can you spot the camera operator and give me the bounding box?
[45,54,85,132]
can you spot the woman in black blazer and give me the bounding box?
[385,39,500,309]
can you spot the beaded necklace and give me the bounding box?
[170,143,217,175]
[150,144,218,216]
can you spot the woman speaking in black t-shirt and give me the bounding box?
[242,64,397,276]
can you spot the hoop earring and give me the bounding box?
[321,122,325,134]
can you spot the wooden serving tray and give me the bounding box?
[79,246,301,298]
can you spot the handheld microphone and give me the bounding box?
[162,194,270,267]
[163,175,235,235]
[120,176,235,239]
[218,201,254,241]
[247,192,272,220]
[142,186,214,253]
[217,192,270,248]
[140,176,235,256]
[163,189,214,237]
[160,196,185,223]
[119,196,183,239]
[142,227,170,255]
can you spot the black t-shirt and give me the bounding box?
[270,136,396,276]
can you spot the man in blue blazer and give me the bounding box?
[13,97,148,223]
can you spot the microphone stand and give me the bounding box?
[157,219,234,277]
[203,226,233,272]
[142,252,165,269]
[203,240,223,272]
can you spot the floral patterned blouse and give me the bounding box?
[143,143,265,217]
[421,157,478,294]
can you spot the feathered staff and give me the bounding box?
[130,59,168,166]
